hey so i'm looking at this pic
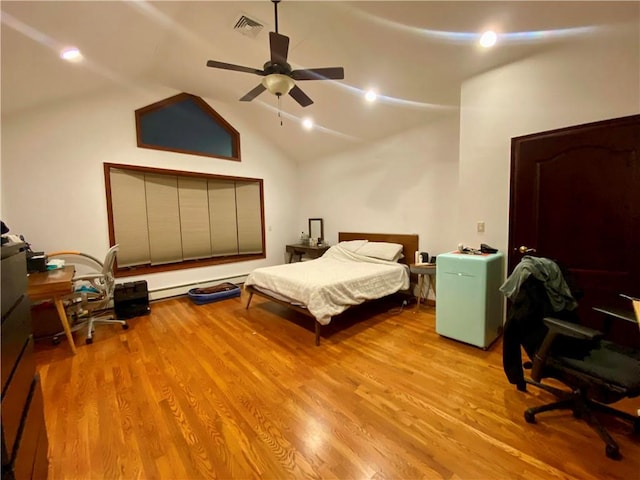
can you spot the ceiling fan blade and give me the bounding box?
[291,67,344,81]
[289,85,313,107]
[206,60,265,76]
[270,31,290,65]
[240,84,267,102]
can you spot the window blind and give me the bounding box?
[236,181,263,254]
[109,169,151,267]
[105,164,264,274]
[178,177,212,260]
[145,174,183,265]
[208,179,239,256]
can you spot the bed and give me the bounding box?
[244,232,419,345]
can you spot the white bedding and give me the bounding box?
[244,244,409,325]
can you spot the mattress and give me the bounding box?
[244,244,409,325]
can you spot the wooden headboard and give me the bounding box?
[338,232,419,265]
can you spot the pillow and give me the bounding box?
[338,239,368,252]
[355,242,404,262]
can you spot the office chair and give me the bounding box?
[48,244,128,344]
[501,258,640,460]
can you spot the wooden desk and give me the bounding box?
[27,266,77,354]
[285,244,330,263]
[410,263,436,311]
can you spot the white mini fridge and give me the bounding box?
[435,251,505,349]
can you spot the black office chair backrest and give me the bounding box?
[502,258,583,387]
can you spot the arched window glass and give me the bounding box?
[135,93,240,161]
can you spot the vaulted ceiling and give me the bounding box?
[2,1,638,163]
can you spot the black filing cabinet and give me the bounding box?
[1,242,48,480]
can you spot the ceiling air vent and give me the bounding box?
[233,15,264,39]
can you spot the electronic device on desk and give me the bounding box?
[0,227,49,272]
[27,251,48,273]
[456,243,499,255]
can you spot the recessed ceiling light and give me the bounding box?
[302,118,314,130]
[365,90,377,102]
[479,31,497,48]
[60,47,83,62]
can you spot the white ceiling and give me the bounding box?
[2,1,638,163]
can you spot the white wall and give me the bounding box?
[298,23,639,274]
[1,86,299,297]
[297,111,461,258]
[457,26,640,257]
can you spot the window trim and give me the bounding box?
[135,92,241,161]
[104,163,265,278]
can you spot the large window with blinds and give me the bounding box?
[104,163,265,277]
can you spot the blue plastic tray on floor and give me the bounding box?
[187,283,241,305]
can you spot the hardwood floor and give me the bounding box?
[35,291,639,479]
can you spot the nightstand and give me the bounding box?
[286,244,330,263]
[409,263,437,311]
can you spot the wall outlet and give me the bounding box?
[477,221,485,233]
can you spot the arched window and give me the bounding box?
[135,93,240,161]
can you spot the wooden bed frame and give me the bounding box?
[245,232,419,346]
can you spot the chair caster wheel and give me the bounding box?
[86,337,93,345]
[524,410,536,424]
[605,444,620,460]
[122,323,129,330]
[52,336,61,345]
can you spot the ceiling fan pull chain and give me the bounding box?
[278,95,283,126]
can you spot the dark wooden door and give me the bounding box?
[509,114,640,346]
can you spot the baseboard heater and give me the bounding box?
[147,274,249,301]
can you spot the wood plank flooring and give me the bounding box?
[34,291,639,479]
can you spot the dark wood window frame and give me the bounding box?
[135,92,241,161]
[104,163,265,278]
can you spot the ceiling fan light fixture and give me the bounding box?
[262,74,295,96]
[206,0,343,108]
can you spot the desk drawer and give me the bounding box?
[12,374,47,480]
[1,336,35,459]
[1,251,27,319]
[1,297,32,393]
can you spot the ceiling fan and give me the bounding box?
[206,0,344,107]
